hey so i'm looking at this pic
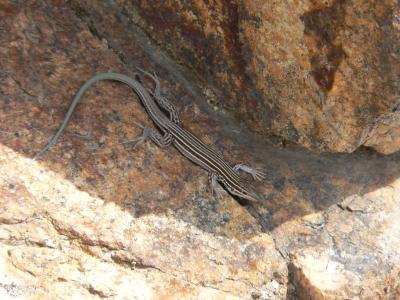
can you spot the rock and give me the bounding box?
[0,1,286,298]
[0,0,261,240]
[0,144,287,299]
[273,179,400,299]
[1,0,400,299]
[363,112,400,154]
[78,0,400,153]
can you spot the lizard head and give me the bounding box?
[223,179,263,202]
[237,185,263,202]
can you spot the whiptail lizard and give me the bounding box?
[34,70,265,202]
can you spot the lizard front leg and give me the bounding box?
[233,163,266,181]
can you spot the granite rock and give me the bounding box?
[0,1,286,298]
[0,145,286,299]
[90,0,400,154]
[1,0,400,299]
[274,180,400,299]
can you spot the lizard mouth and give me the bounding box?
[227,183,263,202]
[243,189,262,202]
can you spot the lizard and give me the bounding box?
[33,70,265,202]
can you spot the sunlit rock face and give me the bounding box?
[274,180,400,299]
[1,1,399,299]
[94,0,399,154]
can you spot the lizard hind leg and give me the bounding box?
[123,126,173,149]
[208,172,222,199]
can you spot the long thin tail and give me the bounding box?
[32,72,144,161]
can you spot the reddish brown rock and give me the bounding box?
[0,1,286,298]
[0,0,262,240]
[57,0,400,229]
[1,0,400,299]
[83,0,400,153]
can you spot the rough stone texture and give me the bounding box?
[0,0,261,240]
[1,0,400,299]
[0,1,286,298]
[274,179,400,299]
[0,145,286,299]
[363,112,400,154]
[87,0,400,154]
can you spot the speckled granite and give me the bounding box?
[0,0,399,299]
[78,0,400,154]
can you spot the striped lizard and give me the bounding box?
[34,71,265,202]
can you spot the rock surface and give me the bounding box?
[0,1,286,298]
[1,0,400,299]
[274,179,400,299]
[85,0,400,154]
[0,145,286,299]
